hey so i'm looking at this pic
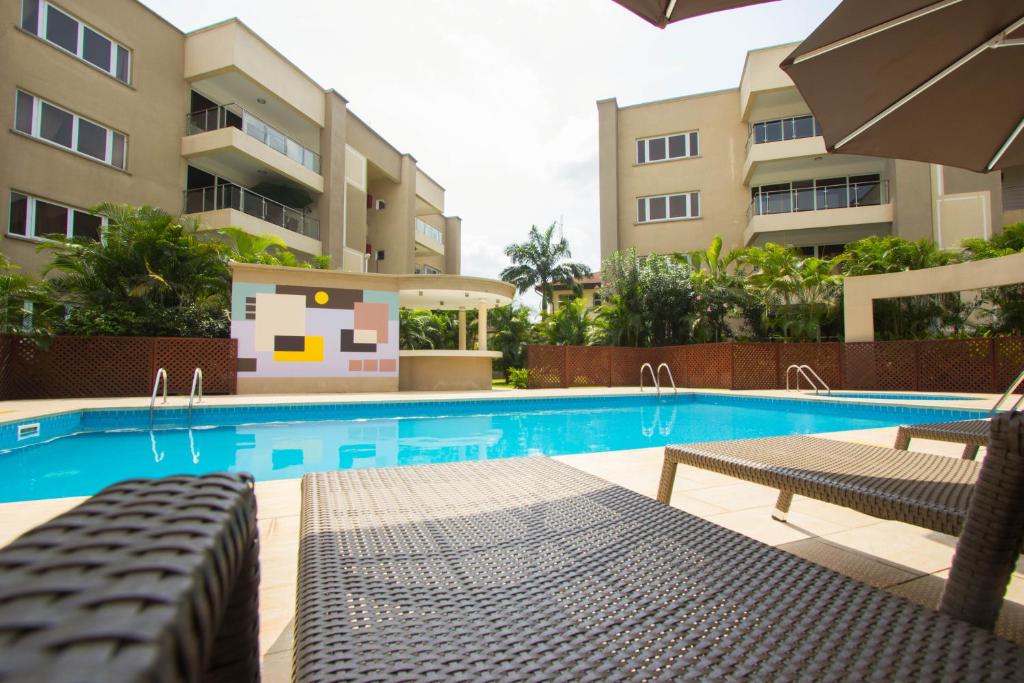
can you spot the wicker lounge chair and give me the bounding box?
[294,412,1024,681]
[0,473,260,683]
[894,418,990,460]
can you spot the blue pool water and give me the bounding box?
[0,394,986,503]
[826,392,980,401]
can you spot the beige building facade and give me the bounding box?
[2,0,460,277]
[598,43,1012,264]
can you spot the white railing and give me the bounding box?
[747,180,889,222]
[186,104,321,174]
[184,184,320,240]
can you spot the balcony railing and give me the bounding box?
[184,184,320,240]
[415,218,444,244]
[185,104,321,174]
[746,114,823,153]
[747,180,889,223]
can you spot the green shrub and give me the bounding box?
[508,367,529,389]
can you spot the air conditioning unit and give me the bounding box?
[375,199,387,210]
[376,249,385,261]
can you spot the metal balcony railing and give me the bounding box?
[184,184,320,240]
[747,180,890,223]
[415,218,444,244]
[746,114,823,153]
[185,104,321,174]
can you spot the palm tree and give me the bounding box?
[0,253,54,342]
[500,223,591,314]
[538,298,591,346]
[217,227,289,264]
[593,294,643,347]
[487,304,535,376]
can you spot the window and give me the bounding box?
[750,174,883,215]
[637,131,699,164]
[637,192,701,223]
[592,293,602,308]
[8,191,104,241]
[21,1,131,84]
[751,114,822,145]
[14,91,127,169]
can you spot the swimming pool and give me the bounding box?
[821,392,982,401]
[0,393,987,503]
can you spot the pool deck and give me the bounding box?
[0,387,1019,680]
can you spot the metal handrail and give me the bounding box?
[149,367,167,428]
[656,363,678,396]
[640,362,659,396]
[991,367,1024,414]
[185,103,321,173]
[747,180,889,222]
[785,364,831,396]
[188,368,203,426]
[183,184,320,240]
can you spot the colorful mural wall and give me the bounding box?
[230,279,399,380]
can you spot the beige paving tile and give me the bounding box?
[786,497,889,532]
[259,583,297,656]
[255,479,302,520]
[666,492,728,518]
[686,482,784,512]
[260,650,292,683]
[777,538,924,588]
[0,496,86,547]
[821,521,957,574]
[704,506,813,546]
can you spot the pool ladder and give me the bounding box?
[148,367,204,428]
[149,367,168,428]
[990,366,1024,414]
[188,368,203,425]
[641,362,678,398]
[786,364,831,396]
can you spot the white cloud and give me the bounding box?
[144,0,841,292]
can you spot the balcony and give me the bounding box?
[182,104,323,193]
[414,218,445,256]
[745,180,893,245]
[184,183,321,255]
[744,115,826,182]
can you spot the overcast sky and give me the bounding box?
[145,0,840,308]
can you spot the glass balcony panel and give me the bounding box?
[187,104,321,174]
[793,116,815,139]
[764,120,782,143]
[794,188,815,212]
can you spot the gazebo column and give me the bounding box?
[477,302,487,351]
[458,310,467,351]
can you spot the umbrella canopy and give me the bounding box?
[610,0,777,27]
[781,1,1024,173]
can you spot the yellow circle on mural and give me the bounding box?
[314,290,329,305]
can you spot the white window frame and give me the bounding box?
[22,0,131,84]
[7,191,106,242]
[636,192,701,224]
[636,131,699,165]
[15,91,127,169]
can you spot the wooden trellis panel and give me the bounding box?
[685,343,733,389]
[526,345,567,388]
[778,342,843,390]
[731,343,778,390]
[565,345,610,387]
[995,337,1024,394]
[918,338,994,393]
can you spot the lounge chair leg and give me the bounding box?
[773,490,793,522]
[657,457,679,504]
[894,428,911,450]
[961,444,980,461]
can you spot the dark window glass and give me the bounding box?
[15,91,34,134]
[817,178,848,210]
[820,244,845,258]
[648,196,667,220]
[796,246,816,257]
[647,137,666,161]
[40,102,73,147]
[689,132,699,156]
[9,193,28,236]
[792,180,814,212]
[636,140,645,164]
[782,118,795,140]
[849,174,881,184]
[690,192,700,218]
[668,194,687,218]
[593,294,602,307]
[753,122,766,144]
[82,27,111,71]
[45,5,78,53]
[793,115,814,139]
[115,45,130,83]
[668,135,686,159]
[76,118,107,160]
[637,198,646,223]
[34,200,68,237]
[764,120,782,143]
[21,0,39,32]
[72,210,101,240]
[111,132,126,168]
[814,118,823,136]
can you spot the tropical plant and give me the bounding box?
[537,297,591,346]
[679,235,742,343]
[599,249,695,346]
[0,253,55,342]
[961,223,1024,336]
[500,223,591,314]
[41,204,230,337]
[507,367,529,389]
[487,303,535,377]
[841,235,955,275]
[960,223,1024,260]
[217,227,331,269]
[592,294,644,347]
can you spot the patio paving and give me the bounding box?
[0,390,1018,680]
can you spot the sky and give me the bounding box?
[143,0,841,309]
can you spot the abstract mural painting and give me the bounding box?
[231,280,399,378]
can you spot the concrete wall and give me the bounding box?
[366,155,417,274]
[597,98,620,264]
[318,92,348,267]
[1,0,187,273]
[444,216,462,275]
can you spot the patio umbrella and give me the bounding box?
[610,0,778,27]
[780,1,1024,173]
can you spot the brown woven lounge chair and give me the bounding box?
[0,473,260,683]
[294,412,1024,681]
[894,418,990,460]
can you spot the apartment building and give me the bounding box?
[1,0,460,277]
[598,43,1011,263]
